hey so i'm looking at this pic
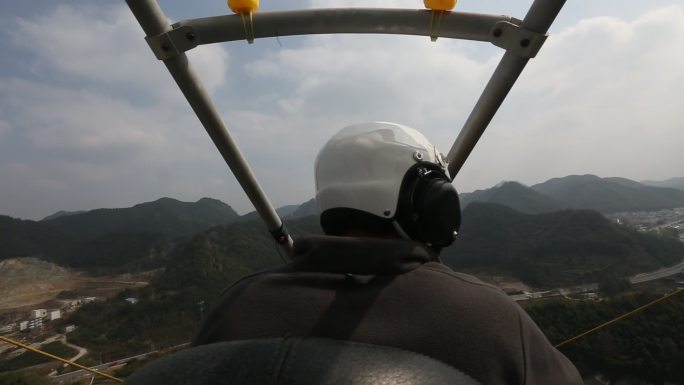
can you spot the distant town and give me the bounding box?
[0,294,141,381]
[607,207,684,241]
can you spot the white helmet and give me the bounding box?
[315,122,460,248]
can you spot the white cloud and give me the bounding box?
[227,4,684,195]
[2,2,683,219]
[242,33,499,152]
[11,4,229,97]
[455,4,684,188]
[0,4,240,219]
[1,79,161,157]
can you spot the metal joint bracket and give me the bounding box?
[269,224,291,245]
[489,21,548,58]
[144,25,199,60]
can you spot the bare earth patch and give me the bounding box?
[0,258,150,315]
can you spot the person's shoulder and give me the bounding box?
[413,262,522,309]
[419,262,504,291]
[217,265,290,296]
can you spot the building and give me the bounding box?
[48,310,61,321]
[27,318,43,330]
[64,325,76,333]
[30,309,47,319]
[125,297,138,305]
[19,321,28,331]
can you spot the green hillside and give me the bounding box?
[42,197,240,241]
[525,293,684,384]
[0,198,240,271]
[288,198,317,219]
[459,181,564,214]
[442,203,684,287]
[67,216,322,359]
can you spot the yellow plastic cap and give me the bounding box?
[228,0,259,13]
[424,0,457,11]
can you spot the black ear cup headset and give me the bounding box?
[394,163,461,248]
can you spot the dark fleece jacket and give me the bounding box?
[193,236,582,385]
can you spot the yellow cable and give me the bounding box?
[428,10,444,41]
[555,287,684,349]
[240,11,255,44]
[249,11,255,43]
[0,335,123,383]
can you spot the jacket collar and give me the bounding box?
[289,235,436,275]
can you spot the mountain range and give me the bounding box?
[1,174,683,281]
[641,176,684,191]
[0,197,240,271]
[459,174,684,214]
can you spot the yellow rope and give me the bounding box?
[249,11,255,43]
[428,10,445,41]
[555,287,684,349]
[0,335,123,383]
[240,11,255,44]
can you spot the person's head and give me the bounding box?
[315,122,461,249]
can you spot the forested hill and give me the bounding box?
[66,216,322,359]
[525,293,684,384]
[459,175,684,214]
[148,202,684,291]
[154,215,321,296]
[41,197,240,240]
[239,199,315,222]
[0,197,240,270]
[441,202,684,287]
[530,174,684,213]
[459,181,564,214]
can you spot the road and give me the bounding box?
[629,261,684,284]
[510,283,599,302]
[50,351,157,383]
[49,343,189,383]
[59,335,87,362]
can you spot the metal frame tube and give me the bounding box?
[172,9,511,45]
[447,0,566,177]
[127,0,294,257]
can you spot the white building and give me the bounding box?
[19,321,28,331]
[30,309,47,319]
[64,325,76,333]
[48,310,61,321]
[27,318,42,330]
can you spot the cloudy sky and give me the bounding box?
[1,1,682,220]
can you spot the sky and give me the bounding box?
[0,0,682,220]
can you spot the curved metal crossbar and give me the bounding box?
[126,0,566,257]
[172,9,511,45]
